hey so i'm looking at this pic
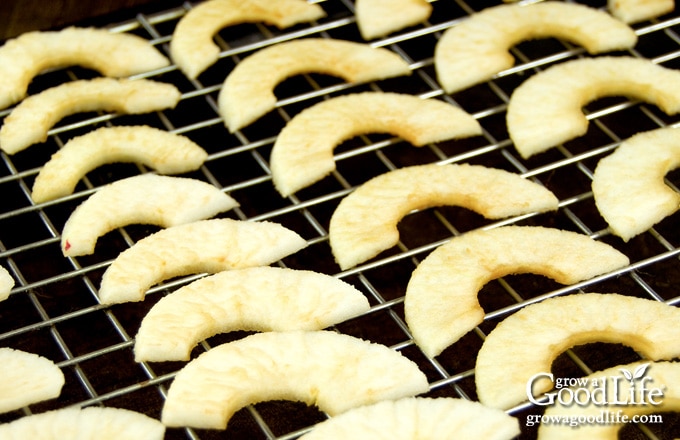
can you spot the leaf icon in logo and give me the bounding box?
[619,363,650,383]
[633,363,650,380]
[620,368,633,381]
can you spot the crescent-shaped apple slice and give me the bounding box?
[608,0,674,23]
[500,0,675,24]
[0,78,181,155]
[0,348,64,414]
[329,163,559,270]
[0,27,170,110]
[297,397,520,440]
[270,92,482,197]
[404,226,630,359]
[355,0,433,40]
[170,0,326,79]
[61,174,239,257]
[592,127,680,242]
[217,38,411,132]
[0,407,165,439]
[98,218,307,304]
[434,2,636,95]
[476,293,680,410]
[507,56,680,159]
[161,330,430,430]
[31,125,208,204]
[0,265,14,302]
[134,266,370,362]
[538,360,680,439]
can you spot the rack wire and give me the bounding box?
[0,0,679,438]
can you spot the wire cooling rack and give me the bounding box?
[1,0,680,438]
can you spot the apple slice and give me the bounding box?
[328,163,557,270]
[0,78,180,155]
[0,407,165,439]
[270,93,482,197]
[31,126,208,203]
[592,127,680,241]
[170,0,325,79]
[355,0,432,40]
[0,348,64,414]
[61,174,238,256]
[405,226,630,358]
[134,266,370,362]
[507,56,680,159]
[218,38,411,132]
[298,397,519,439]
[0,27,169,110]
[608,0,674,23]
[98,218,307,304]
[161,330,429,430]
[0,265,14,302]
[476,293,680,410]
[435,2,635,94]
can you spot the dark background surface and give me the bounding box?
[0,0,163,40]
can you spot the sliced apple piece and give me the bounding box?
[61,174,238,256]
[0,78,181,155]
[98,218,307,304]
[329,163,558,270]
[0,348,64,414]
[608,0,674,23]
[0,265,14,302]
[0,407,165,439]
[507,56,680,159]
[161,330,429,430]
[31,125,208,203]
[476,293,680,410]
[270,93,482,197]
[592,127,680,241]
[171,0,325,79]
[435,2,636,94]
[218,38,411,132]
[405,226,630,358]
[0,27,170,110]
[355,0,433,40]
[298,397,519,439]
[134,266,370,362]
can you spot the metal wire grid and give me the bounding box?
[0,0,680,438]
